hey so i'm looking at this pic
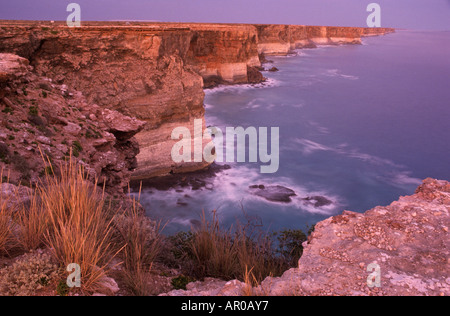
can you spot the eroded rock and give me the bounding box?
[162,179,450,296]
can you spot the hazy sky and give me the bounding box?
[1,0,450,30]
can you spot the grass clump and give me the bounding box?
[0,188,14,254]
[1,107,13,115]
[71,141,83,157]
[171,275,195,290]
[113,194,163,296]
[14,189,49,252]
[167,211,307,285]
[39,159,117,294]
[56,280,70,296]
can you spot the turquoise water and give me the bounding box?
[138,30,450,234]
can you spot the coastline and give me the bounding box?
[0,21,394,183]
[2,21,448,297]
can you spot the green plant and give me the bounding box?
[0,143,9,161]
[28,106,39,116]
[0,183,14,253]
[12,153,30,178]
[275,229,307,266]
[56,280,70,296]
[39,166,54,177]
[1,107,13,114]
[171,275,194,290]
[14,190,49,251]
[72,141,83,157]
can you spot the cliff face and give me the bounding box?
[0,21,394,180]
[163,179,450,296]
[256,24,395,55]
[0,22,211,180]
[185,24,261,87]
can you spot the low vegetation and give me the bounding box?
[162,211,310,285]
[0,158,311,296]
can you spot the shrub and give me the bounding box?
[0,251,58,296]
[113,195,162,296]
[187,212,237,280]
[171,275,195,291]
[276,229,308,267]
[28,106,39,116]
[0,143,9,161]
[1,107,13,115]
[166,211,307,285]
[71,141,83,157]
[56,280,70,296]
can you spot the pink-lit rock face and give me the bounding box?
[0,21,394,180]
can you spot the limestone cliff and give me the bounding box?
[185,24,261,88]
[163,179,450,296]
[0,22,210,180]
[0,21,394,180]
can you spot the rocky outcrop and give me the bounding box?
[0,21,394,181]
[163,179,450,296]
[0,53,145,191]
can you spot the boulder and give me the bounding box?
[249,184,297,203]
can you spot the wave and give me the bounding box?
[293,138,403,167]
[138,164,341,225]
[292,137,422,189]
[325,69,359,80]
[204,77,282,96]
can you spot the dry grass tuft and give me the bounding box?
[189,211,237,280]
[14,190,48,251]
[0,171,14,254]
[177,211,289,285]
[113,187,163,296]
[38,157,118,294]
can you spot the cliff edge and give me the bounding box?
[0,21,394,181]
[163,178,450,296]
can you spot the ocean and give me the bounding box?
[137,30,450,234]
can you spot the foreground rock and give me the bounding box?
[163,179,450,296]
